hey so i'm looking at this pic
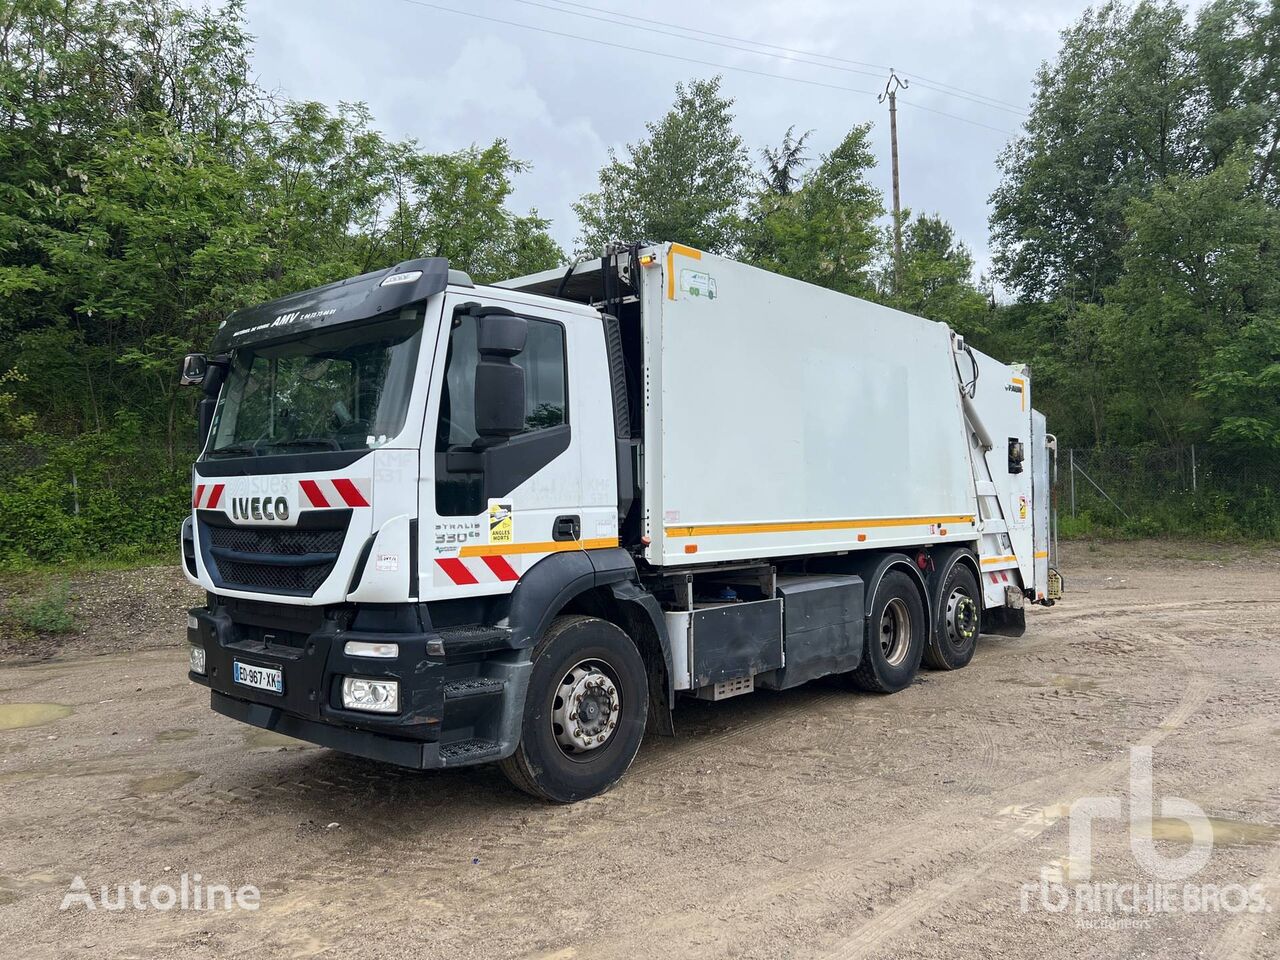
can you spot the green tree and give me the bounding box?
[1102,158,1280,447]
[573,77,752,254]
[758,126,812,196]
[879,214,989,335]
[0,0,564,564]
[745,124,884,297]
[990,0,1200,303]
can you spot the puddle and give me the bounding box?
[156,728,197,742]
[127,771,199,795]
[0,703,73,730]
[245,729,314,751]
[1143,817,1280,847]
[1049,674,1098,692]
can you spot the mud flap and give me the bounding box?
[983,606,1026,638]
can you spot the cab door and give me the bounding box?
[420,292,617,599]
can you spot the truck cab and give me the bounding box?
[181,247,1058,802]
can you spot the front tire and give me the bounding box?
[500,615,648,803]
[848,570,926,693]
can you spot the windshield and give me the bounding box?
[205,308,425,458]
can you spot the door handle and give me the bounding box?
[553,515,581,542]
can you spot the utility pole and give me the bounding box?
[879,70,908,292]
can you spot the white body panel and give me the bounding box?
[640,246,979,566]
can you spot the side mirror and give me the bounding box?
[474,309,528,441]
[179,353,208,386]
[476,309,527,357]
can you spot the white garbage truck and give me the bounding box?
[179,243,1061,801]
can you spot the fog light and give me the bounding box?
[189,645,206,676]
[341,677,399,714]
[344,640,399,659]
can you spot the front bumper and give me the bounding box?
[187,604,530,769]
[211,692,446,768]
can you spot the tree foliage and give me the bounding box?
[984,0,1280,472]
[573,77,753,255]
[0,0,562,564]
[745,124,886,298]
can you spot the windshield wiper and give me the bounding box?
[270,438,342,452]
[208,441,264,458]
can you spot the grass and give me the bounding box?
[0,545,176,577]
[3,578,77,635]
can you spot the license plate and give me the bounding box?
[233,660,283,694]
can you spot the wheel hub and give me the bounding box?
[879,597,912,667]
[552,661,620,755]
[946,589,978,647]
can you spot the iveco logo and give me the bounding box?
[231,496,290,523]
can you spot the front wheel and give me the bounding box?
[499,615,648,803]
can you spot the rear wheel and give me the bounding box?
[923,560,981,670]
[848,570,926,693]
[499,615,648,803]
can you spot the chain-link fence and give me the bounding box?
[0,440,45,478]
[1056,445,1280,533]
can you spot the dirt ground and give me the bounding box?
[1,540,1278,959]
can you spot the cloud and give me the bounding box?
[239,0,1106,277]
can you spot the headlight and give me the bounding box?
[341,677,399,714]
[189,645,207,676]
[187,614,200,632]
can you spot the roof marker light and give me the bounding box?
[381,270,422,286]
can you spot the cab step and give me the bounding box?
[443,677,506,700]
[432,625,513,658]
[438,737,503,765]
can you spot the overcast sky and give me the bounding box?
[241,0,1101,286]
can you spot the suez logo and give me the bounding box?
[191,478,370,520]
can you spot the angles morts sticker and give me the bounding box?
[488,500,513,544]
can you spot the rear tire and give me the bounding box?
[848,570,925,693]
[923,560,981,671]
[499,615,648,803]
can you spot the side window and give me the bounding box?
[520,318,567,431]
[435,314,567,450]
[434,310,570,517]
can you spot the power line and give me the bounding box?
[524,0,1030,115]
[390,0,1019,137]
[502,0,888,83]
[541,0,893,73]
[898,98,1017,137]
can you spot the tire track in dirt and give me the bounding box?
[817,643,1211,960]
[545,639,1213,960]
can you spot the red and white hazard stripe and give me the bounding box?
[299,477,370,508]
[435,555,521,586]
[192,483,225,508]
[988,571,1010,584]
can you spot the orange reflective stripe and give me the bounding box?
[459,537,618,558]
